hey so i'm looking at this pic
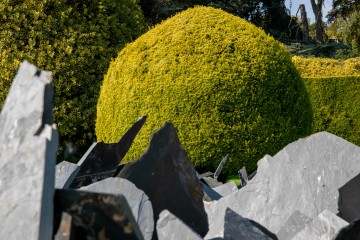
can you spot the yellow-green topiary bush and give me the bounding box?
[292,56,360,77]
[96,6,313,174]
[0,0,147,159]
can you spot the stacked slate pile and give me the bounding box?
[0,62,359,240]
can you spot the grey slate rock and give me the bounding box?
[214,154,229,180]
[238,167,248,187]
[223,208,277,240]
[202,176,223,188]
[335,219,360,240]
[205,132,360,238]
[70,116,147,188]
[118,122,209,238]
[276,211,312,240]
[55,161,80,189]
[213,181,237,197]
[0,61,58,240]
[291,210,348,240]
[202,182,222,201]
[338,173,360,223]
[157,210,203,240]
[81,177,154,240]
[54,189,144,240]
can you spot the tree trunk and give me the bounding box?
[310,0,325,43]
[299,4,309,41]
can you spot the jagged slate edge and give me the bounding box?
[223,208,276,240]
[202,182,222,201]
[0,61,58,240]
[214,154,229,180]
[70,116,147,188]
[54,189,144,240]
[118,122,209,238]
[212,181,237,198]
[81,177,154,240]
[55,161,80,189]
[157,210,203,240]
[205,132,360,238]
[335,219,360,240]
[276,210,313,240]
[291,210,348,240]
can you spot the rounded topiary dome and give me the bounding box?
[96,6,312,174]
[0,0,147,159]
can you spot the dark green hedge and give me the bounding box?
[0,0,147,159]
[304,76,360,146]
[96,6,313,175]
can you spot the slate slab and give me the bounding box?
[213,181,237,197]
[222,208,277,240]
[335,219,360,240]
[338,173,360,223]
[276,211,312,240]
[202,182,222,201]
[205,132,360,237]
[54,189,144,240]
[70,116,146,188]
[157,210,203,240]
[0,61,58,240]
[291,210,348,240]
[118,122,209,238]
[55,161,80,189]
[214,154,229,180]
[202,176,223,188]
[81,177,154,240]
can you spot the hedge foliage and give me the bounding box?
[0,0,147,159]
[304,76,360,146]
[292,56,360,77]
[96,6,313,175]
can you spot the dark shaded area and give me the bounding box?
[338,173,360,223]
[118,122,209,239]
[335,219,360,240]
[69,116,146,188]
[53,189,143,240]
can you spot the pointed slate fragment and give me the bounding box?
[202,182,222,201]
[223,208,277,240]
[201,177,223,188]
[213,181,237,197]
[157,210,203,240]
[291,210,348,240]
[276,211,312,240]
[70,116,147,188]
[55,161,80,189]
[205,132,360,236]
[118,122,209,238]
[0,61,58,240]
[54,189,144,240]
[81,178,154,240]
[214,154,229,180]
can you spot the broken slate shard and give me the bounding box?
[276,211,312,240]
[205,132,360,237]
[214,154,229,180]
[201,176,223,188]
[0,61,58,240]
[118,122,209,238]
[156,210,203,240]
[213,181,238,198]
[81,177,154,240]
[338,173,360,223]
[335,219,360,240]
[291,210,348,240]
[202,182,222,201]
[224,208,277,240]
[54,189,144,240]
[55,161,80,189]
[70,116,147,188]
[54,212,72,240]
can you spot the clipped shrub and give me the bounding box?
[96,6,313,174]
[0,0,147,159]
[304,76,360,146]
[292,56,360,77]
